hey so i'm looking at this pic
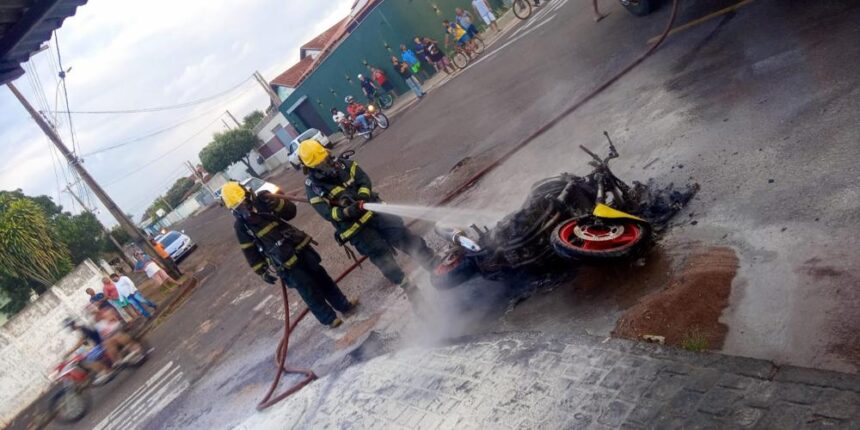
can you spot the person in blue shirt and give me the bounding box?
[358,74,378,102]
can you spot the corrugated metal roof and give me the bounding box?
[0,0,88,86]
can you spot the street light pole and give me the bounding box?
[7,82,182,278]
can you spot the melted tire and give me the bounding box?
[551,217,650,261]
[430,259,477,289]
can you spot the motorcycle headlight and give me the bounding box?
[367,105,376,113]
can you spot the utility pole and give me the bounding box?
[185,161,217,199]
[221,118,233,130]
[159,196,174,212]
[65,184,135,268]
[226,109,242,128]
[253,70,282,107]
[7,82,181,278]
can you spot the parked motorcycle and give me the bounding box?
[342,104,390,141]
[431,133,654,289]
[49,339,149,423]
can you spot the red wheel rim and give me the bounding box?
[558,219,643,251]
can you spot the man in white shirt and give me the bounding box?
[111,272,158,318]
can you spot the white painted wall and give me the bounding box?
[0,260,105,426]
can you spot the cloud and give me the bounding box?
[0,0,353,224]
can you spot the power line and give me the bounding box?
[53,76,253,115]
[102,116,222,187]
[79,84,255,157]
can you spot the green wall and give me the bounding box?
[279,0,507,133]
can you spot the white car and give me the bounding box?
[288,128,332,169]
[240,177,280,195]
[156,230,196,261]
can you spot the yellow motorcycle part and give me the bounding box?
[592,203,647,223]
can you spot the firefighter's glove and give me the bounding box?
[261,272,278,285]
[343,201,364,220]
[256,191,273,205]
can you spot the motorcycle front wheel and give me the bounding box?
[551,216,650,261]
[374,113,390,129]
[430,256,478,289]
[50,387,90,423]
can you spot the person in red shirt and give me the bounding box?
[345,96,370,132]
[371,66,396,100]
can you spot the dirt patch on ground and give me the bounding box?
[612,247,738,350]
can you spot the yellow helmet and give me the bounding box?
[220,181,247,209]
[297,139,329,168]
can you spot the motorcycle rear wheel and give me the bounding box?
[50,387,90,423]
[377,94,394,109]
[551,216,649,261]
[512,0,533,19]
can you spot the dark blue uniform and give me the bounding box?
[234,193,350,325]
[305,159,436,285]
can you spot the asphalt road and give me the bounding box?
[34,0,860,428]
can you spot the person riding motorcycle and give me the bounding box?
[221,181,356,328]
[297,139,438,313]
[345,96,371,134]
[62,317,112,381]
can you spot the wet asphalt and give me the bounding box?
[33,0,860,428]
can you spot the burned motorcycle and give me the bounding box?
[431,133,658,289]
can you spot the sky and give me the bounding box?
[0,0,353,225]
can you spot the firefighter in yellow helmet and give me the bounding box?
[298,140,437,313]
[220,181,356,328]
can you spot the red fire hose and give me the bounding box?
[256,0,680,410]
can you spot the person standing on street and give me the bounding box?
[357,73,378,103]
[298,140,438,314]
[455,8,481,39]
[412,37,436,78]
[391,56,425,98]
[220,181,356,328]
[111,273,157,318]
[400,44,430,81]
[423,37,456,75]
[134,253,180,292]
[472,0,499,33]
[422,37,456,75]
[370,66,397,101]
[101,277,135,320]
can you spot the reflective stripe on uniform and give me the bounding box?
[329,186,346,198]
[339,211,374,241]
[357,186,371,197]
[257,222,278,237]
[309,196,325,204]
[296,236,312,250]
[331,207,342,221]
[350,162,358,179]
[284,255,298,268]
[239,242,255,250]
[274,199,285,212]
[251,262,266,272]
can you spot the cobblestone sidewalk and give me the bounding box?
[238,332,860,429]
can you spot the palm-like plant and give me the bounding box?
[0,195,72,287]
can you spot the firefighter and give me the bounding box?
[297,139,437,311]
[220,181,356,328]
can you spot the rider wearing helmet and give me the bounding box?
[298,140,438,314]
[345,95,370,133]
[220,181,355,328]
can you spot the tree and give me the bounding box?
[199,128,261,176]
[0,195,72,288]
[164,177,198,208]
[242,110,264,129]
[53,212,107,265]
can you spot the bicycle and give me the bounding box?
[368,89,393,110]
[450,38,485,70]
[512,0,533,19]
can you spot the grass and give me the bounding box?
[680,327,709,352]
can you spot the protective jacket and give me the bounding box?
[234,193,311,274]
[305,159,377,244]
